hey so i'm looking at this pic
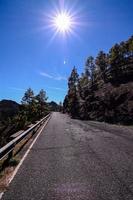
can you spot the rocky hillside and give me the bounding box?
[63,35,133,125]
[0,100,20,121]
[86,82,133,124]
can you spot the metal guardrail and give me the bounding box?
[0,113,51,161]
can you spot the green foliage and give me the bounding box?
[35,89,48,118]
[108,36,133,84]
[95,51,108,82]
[85,56,95,82]
[22,88,34,105]
[12,110,28,130]
[21,88,49,123]
[8,158,19,166]
[0,88,50,147]
[68,66,79,89]
[64,67,80,118]
[68,87,79,118]
[63,35,133,124]
[63,95,69,113]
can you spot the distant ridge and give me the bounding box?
[0,99,20,121]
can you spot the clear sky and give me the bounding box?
[0,0,133,103]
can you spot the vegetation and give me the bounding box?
[63,35,133,124]
[48,101,63,112]
[0,88,50,147]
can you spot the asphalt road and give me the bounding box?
[2,112,133,200]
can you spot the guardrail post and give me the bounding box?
[32,129,36,136]
[32,126,38,135]
[3,149,14,167]
[8,150,13,161]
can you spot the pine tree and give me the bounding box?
[63,95,69,113]
[85,56,96,85]
[22,88,37,122]
[63,35,133,121]
[127,35,133,58]
[67,67,80,118]
[95,51,108,82]
[36,89,48,103]
[36,89,48,118]
[22,88,34,105]
[68,66,79,89]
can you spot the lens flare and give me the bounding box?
[42,2,84,42]
[54,12,72,32]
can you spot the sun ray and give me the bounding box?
[47,29,59,47]
[40,1,85,43]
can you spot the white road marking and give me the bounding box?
[0,115,51,199]
[0,193,4,199]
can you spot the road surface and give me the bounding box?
[2,112,133,200]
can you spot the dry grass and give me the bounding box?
[0,157,19,192]
[0,124,41,193]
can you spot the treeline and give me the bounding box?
[0,87,64,147]
[0,88,50,147]
[63,35,133,124]
[15,88,49,128]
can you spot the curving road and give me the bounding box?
[2,112,133,200]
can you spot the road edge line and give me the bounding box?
[0,114,51,199]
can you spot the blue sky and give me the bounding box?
[0,0,133,103]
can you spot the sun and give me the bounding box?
[54,12,72,33]
[44,5,82,41]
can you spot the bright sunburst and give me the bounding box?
[54,12,72,33]
[43,3,83,42]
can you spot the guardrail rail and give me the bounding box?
[0,113,51,162]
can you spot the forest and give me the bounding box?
[63,35,133,124]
